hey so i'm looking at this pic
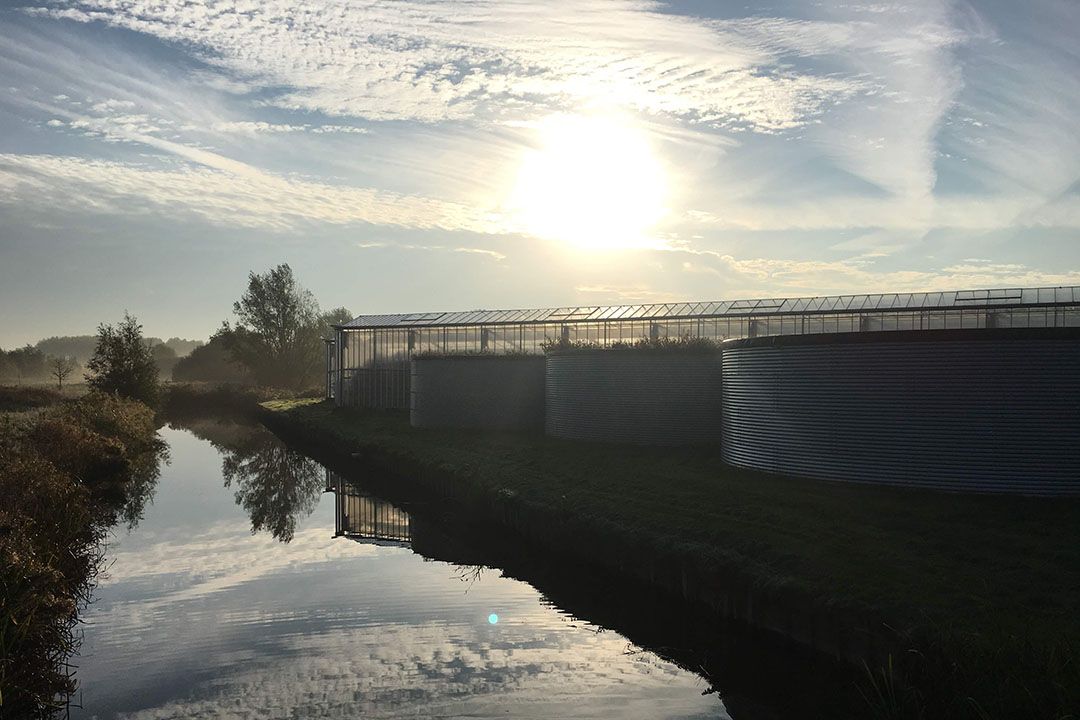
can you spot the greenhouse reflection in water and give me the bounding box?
[327,469,411,545]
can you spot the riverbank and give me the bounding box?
[159,382,320,422]
[261,400,1080,720]
[0,390,168,717]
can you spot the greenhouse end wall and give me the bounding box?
[410,356,546,430]
[545,351,723,445]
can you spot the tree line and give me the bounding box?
[0,336,200,387]
[2,263,345,394]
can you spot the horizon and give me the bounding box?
[3,0,1080,347]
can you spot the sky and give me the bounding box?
[1,0,1079,347]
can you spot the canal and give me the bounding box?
[70,418,854,719]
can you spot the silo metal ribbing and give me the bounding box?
[720,328,1080,494]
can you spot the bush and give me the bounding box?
[0,454,98,718]
[27,393,166,526]
[160,382,296,421]
[0,386,64,413]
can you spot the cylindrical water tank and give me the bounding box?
[545,351,722,445]
[721,328,1080,494]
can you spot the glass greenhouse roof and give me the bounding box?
[339,286,1080,330]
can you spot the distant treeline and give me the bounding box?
[4,263,345,390]
[0,336,202,384]
[34,335,201,364]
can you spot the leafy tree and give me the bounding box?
[171,333,250,383]
[223,264,348,389]
[86,313,160,406]
[49,355,78,389]
[35,335,201,369]
[321,307,353,338]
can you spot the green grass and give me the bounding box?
[260,397,322,412]
[264,400,1080,719]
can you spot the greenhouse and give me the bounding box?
[326,285,1080,409]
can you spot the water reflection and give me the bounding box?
[327,470,411,545]
[182,418,324,542]
[73,423,728,719]
[106,438,166,530]
[317,466,858,719]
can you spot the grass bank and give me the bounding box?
[262,400,1079,720]
[0,392,167,718]
[159,382,320,422]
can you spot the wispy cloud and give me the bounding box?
[675,252,1080,298]
[357,241,506,261]
[0,153,506,233]
[211,120,369,136]
[26,0,865,131]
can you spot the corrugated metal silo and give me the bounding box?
[721,328,1080,494]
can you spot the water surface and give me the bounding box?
[72,422,727,719]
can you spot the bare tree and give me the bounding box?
[50,355,77,390]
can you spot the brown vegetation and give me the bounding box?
[0,392,167,718]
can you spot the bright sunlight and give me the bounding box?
[509,114,668,250]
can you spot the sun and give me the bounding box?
[509,113,668,250]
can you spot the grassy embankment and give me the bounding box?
[0,386,167,718]
[262,399,1079,720]
[159,382,321,422]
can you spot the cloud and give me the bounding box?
[0,153,507,233]
[674,251,1080,297]
[679,192,1075,232]
[574,284,684,303]
[212,120,369,135]
[358,241,507,261]
[27,0,865,131]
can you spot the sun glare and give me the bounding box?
[510,114,668,250]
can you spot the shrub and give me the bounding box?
[160,382,293,421]
[0,454,99,718]
[0,385,64,413]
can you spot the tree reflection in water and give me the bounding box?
[176,419,324,543]
[114,445,167,529]
[221,439,323,543]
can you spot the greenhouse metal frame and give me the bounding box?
[328,285,1080,408]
